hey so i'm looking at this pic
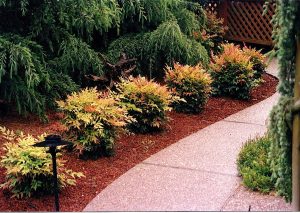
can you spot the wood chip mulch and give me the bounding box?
[0,73,278,211]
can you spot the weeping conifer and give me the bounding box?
[0,0,209,117]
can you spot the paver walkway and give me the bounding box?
[83,59,292,211]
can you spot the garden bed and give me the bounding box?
[0,73,278,211]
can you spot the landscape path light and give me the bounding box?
[33,134,72,212]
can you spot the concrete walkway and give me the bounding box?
[83,59,292,211]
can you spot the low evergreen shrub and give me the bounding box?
[107,21,209,80]
[46,71,80,110]
[0,127,84,198]
[165,63,211,113]
[173,8,200,37]
[50,35,104,85]
[116,76,172,133]
[210,43,256,100]
[186,39,210,66]
[237,134,275,193]
[146,20,209,78]
[106,33,150,75]
[57,88,132,158]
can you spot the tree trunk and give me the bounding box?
[292,37,300,210]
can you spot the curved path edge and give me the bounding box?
[83,59,292,211]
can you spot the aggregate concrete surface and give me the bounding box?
[83,59,293,211]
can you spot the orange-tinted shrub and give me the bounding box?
[165,63,212,113]
[210,43,256,100]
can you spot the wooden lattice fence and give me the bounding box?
[203,0,275,46]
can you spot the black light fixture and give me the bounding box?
[33,135,72,212]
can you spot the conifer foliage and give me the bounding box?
[0,0,209,118]
[268,1,300,202]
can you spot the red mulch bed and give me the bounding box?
[0,74,278,211]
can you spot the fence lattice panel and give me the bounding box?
[203,0,275,46]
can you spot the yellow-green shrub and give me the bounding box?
[210,43,256,100]
[57,88,132,157]
[116,76,172,133]
[0,126,84,198]
[237,134,275,193]
[243,46,267,80]
[165,63,212,113]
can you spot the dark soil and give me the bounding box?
[0,73,278,211]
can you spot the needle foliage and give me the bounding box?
[0,0,209,118]
[267,0,300,202]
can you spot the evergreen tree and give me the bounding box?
[0,0,208,118]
